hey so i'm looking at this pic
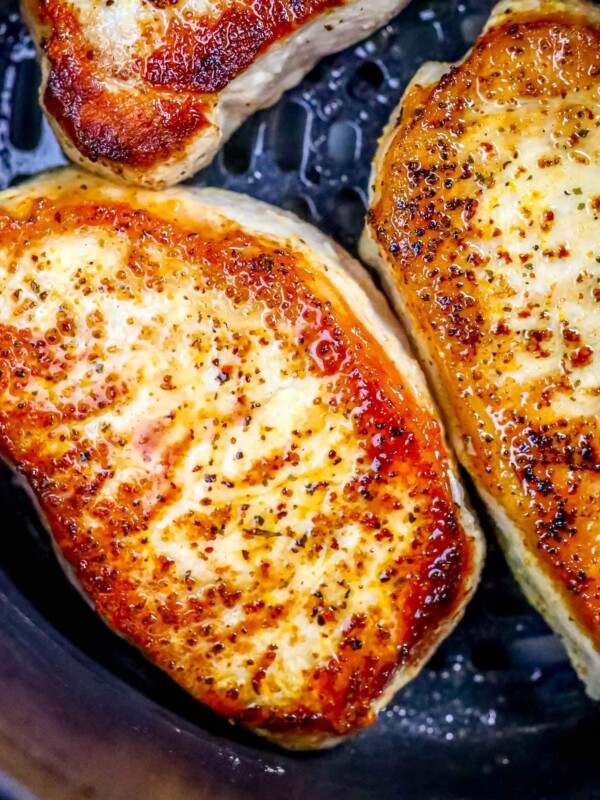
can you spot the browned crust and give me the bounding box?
[0,179,479,745]
[31,0,345,170]
[366,4,600,642]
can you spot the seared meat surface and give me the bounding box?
[0,170,482,747]
[363,0,600,696]
[22,0,410,186]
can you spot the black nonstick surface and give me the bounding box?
[0,1,598,798]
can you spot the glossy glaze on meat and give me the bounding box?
[22,0,409,186]
[0,170,482,747]
[363,0,600,694]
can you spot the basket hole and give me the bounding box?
[222,119,255,175]
[327,121,359,166]
[281,195,313,224]
[274,102,308,172]
[470,639,509,671]
[349,61,384,101]
[10,59,42,151]
[356,61,384,88]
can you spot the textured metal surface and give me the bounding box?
[0,1,598,798]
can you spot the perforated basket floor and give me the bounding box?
[0,1,598,799]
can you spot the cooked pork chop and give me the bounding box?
[0,169,482,748]
[362,0,600,696]
[21,0,410,188]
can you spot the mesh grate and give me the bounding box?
[0,1,598,796]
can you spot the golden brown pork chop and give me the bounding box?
[22,0,410,187]
[363,0,600,696]
[0,169,482,748]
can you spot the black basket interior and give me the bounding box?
[0,1,599,799]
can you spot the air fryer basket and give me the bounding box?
[0,1,598,798]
